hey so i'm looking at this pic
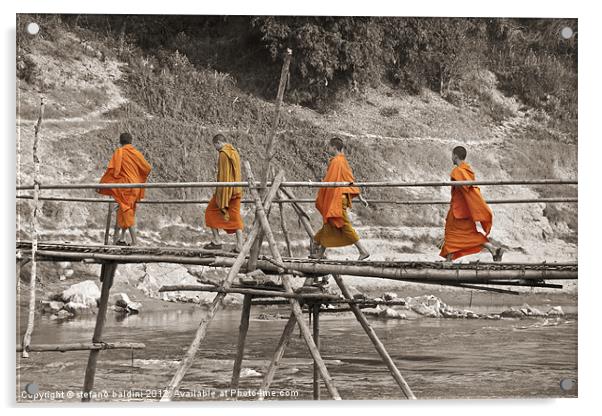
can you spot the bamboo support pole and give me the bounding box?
[279,199,293,257]
[21,97,44,359]
[312,304,321,400]
[231,294,252,390]
[244,161,341,400]
[332,274,416,399]
[81,262,117,402]
[17,342,145,353]
[26,249,577,282]
[160,170,286,402]
[103,202,114,245]
[16,178,578,191]
[158,284,340,300]
[257,313,297,400]
[238,50,292,272]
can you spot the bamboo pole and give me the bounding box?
[15,194,579,205]
[160,170,286,402]
[15,178,578,191]
[17,342,145,352]
[261,48,292,185]
[231,294,252,390]
[158,285,340,300]
[279,198,293,257]
[244,161,341,400]
[257,313,297,400]
[103,202,114,245]
[332,274,416,399]
[27,249,578,281]
[21,97,44,358]
[81,262,117,402]
[312,304,320,400]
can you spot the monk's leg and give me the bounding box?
[113,221,121,244]
[128,226,138,246]
[483,242,505,261]
[210,228,221,245]
[354,240,370,261]
[235,230,243,252]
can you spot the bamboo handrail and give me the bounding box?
[15,194,578,205]
[17,342,145,353]
[15,178,577,191]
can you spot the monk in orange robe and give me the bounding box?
[204,134,244,252]
[312,137,370,260]
[98,132,152,246]
[440,146,504,262]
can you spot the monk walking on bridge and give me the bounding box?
[204,134,244,252]
[440,146,504,262]
[98,132,152,246]
[312,137,370,260]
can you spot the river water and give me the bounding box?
[16,305,577,402]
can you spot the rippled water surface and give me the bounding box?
[16,305,577,402]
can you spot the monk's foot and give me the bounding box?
[116,240,128,246]
[357,251,370,261]
[203,242,223,250]
[493,247,505,262]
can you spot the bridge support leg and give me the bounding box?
[244,161,341,400]
[332,274,416,399]
[160,171,286,402]
[82,262,117,402]
[312,303,321,400]
[231,294,253,390]
[258,312,297,400]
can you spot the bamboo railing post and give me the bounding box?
[103,202,114,245]
[244,161,341,400]
[278,196,293,257]
[257,313,297,400]
[160,170,286,402]
[231,294,253,390]
[82,262,117,402]
[21,97,44,358]
[332,274,416,399]
[312,303,321,400]
[248,49,293,272]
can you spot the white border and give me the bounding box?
[2,1,599,416]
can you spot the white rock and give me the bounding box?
[547,306,565,316]
[61,280,100,307]
[41,300,64,314]
[64,269,74,278]
[500,307,524,318]
[383,292,398,301]
[63,301,91,315]
[137,263,199,302]
[56,309,73,319]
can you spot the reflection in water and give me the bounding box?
[16,306,577,401]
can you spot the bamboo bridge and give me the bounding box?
[16,54,578,401]
[15,168,578,402]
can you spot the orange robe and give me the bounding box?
[98,144,152,229]
[314,153,361,247]
[205,144,244,234]
[439,161,493,260]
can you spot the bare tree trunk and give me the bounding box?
[21,97,44,358]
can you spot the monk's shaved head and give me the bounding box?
[119,132,132,145]
[330,137,345,151]
[212,134,226,144]
[452,146,467,160]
